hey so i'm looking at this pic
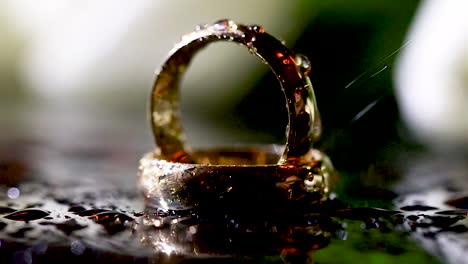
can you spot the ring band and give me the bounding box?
[139,146,332,210]
[150,19,321,164]
[139,20,333,211]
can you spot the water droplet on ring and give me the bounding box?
[295,53,312,75]
[213,19,237,31]
[250,25,264,33]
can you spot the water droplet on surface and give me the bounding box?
[70,240,86,255]
[400,205,439,211]
[425,215,462,228]
[442,224,468,233]
[76,209,108,216]
[4,209,49,221]
[406,215,419,221]
[133,212,144,217]
[7,187,20,199]
[89,211,134,223]
[435,209,468,215]
[0,206,16,214]
[89,211,134,235]
[445,196,468,209]
[68,205,86,213]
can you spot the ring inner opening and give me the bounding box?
[191,145,283,165]
[180,43,287,153]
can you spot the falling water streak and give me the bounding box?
[344,41,411,89]
[370,65,388,78]
[344,71,366,89]
[351,97,382,122]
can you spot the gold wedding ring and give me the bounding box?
[138,20,333,211]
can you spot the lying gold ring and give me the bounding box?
[138,20,333,210]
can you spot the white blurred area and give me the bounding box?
[2,0,310,112]
[395,0,468,149]
[0,0,313,148]
[394,0,468,194]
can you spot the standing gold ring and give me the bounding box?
[138,19,333,211]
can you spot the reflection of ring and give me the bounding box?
[138,20,333,210]
[139,207,334,258]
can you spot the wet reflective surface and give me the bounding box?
[0,86,466,264]
[0,178,466,264]
[0,127,466,264]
